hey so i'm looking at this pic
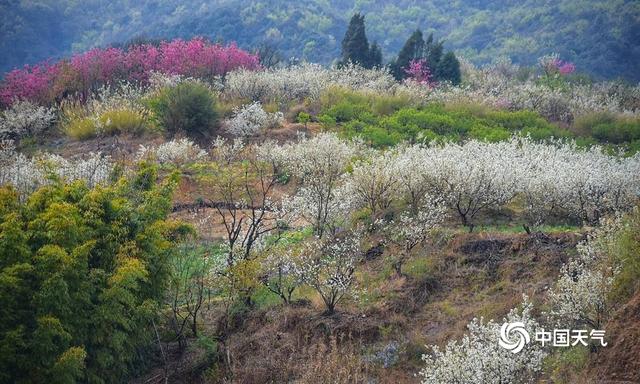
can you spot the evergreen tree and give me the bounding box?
[391,29,424,80]
[436,51,462,84]
[368,41,383,68]
[424,33,444,74]
[340,13,371,68]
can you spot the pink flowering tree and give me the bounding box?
[404,59,434,87]
[0,37,260,106]
[538,54,575,77]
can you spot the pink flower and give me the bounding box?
[558,62,576,75]
[404,59,434,87]
[1,37,260,106]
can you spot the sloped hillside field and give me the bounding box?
[1,21,640,384]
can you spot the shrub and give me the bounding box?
[574,112,640,145]
[0,165,187,383]
[149,82,218,139]
[98,109,149,136]
[63,117,99,140]
[0,101,56,140]
[225,101,283,137]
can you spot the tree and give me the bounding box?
[295,233,361,315]
[391,30,424,80]
[199,145,288,304]
[368,41,383,68]
[339,13,380,69]
[0,164,189,383]
[282,134,355,238]
[424,33,444,75]
[420,297,547,384]
[436,51,461,85]
[381,201,446,277]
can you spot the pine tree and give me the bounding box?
[391,29,424,79]
[436,51,462,84]
[340,13,371,68]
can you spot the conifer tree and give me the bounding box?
[391,29,424,79]
[340,13,371,68]
[436,51,462,84]
[368,41,383,68]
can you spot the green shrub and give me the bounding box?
[99,109,149,136]
[64,117,98,140]
[574,112,640,144]
[149,82,218,139]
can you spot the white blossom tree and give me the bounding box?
[547,217,622,329]
[0,101,56,140]
[278,133,356,238]
[295,233,362,315]
[380,198,447,277]
[420,297,548,384]
[348,150,400,216]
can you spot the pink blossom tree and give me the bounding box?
[404,59,434,87]
[0,37,260,106]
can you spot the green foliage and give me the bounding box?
[435,51,461,85]
[339,13,380,69]
[320,91,570,147]
[63,117,99,140]
[0,165,186,383]
[610,207,640,302]
[574,112,640,145]
[148,82,219,140]
[1,1,637,81]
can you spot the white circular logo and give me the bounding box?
[499,322,530,354]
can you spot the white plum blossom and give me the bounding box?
[0,143,113,199]
[547,217,622,329]
[420,296,548,384]
[211,136,246,165]
[294,233,362,314]
[380,198,447,276]
[225,101,284,136]
[281,133,356,237]
[348,150,401,216]
[223,63,395,103]
[0,101,56,140]
[137,138,206,165]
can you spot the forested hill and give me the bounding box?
[1,0,639,81]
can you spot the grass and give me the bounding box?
[466,224,580,234]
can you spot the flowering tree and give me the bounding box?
[538,54,576,77]
[0,101,56,140]
[225,101,283,137]
[348,151,400,216]
[422,140,519,231]
[547,218,621,329]
[380,199,447,276]
[0,142,113,200]
[280,133,356,238]
[420,297,548,384]
[1,37,260,106]
[404,59,434,87]
[137,138,207,165]
[294,233,362,315]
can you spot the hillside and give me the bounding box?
[1,0,639,81]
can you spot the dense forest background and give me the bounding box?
[1,0,639,83]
